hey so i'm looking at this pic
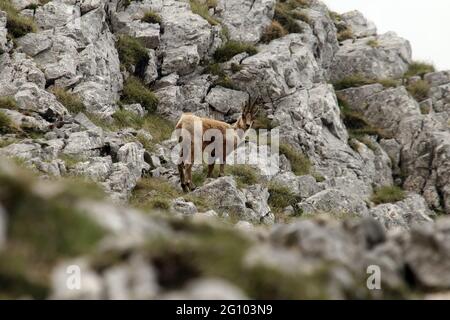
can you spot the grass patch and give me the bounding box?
[0,162,105,299]
[59,154,83,169]
[130,177,211,212]
[192,164,260,189]
[116,35,149,76]
[406,79,430,101]
[333,74,399,91]
[267,182,301,214]
[189,0,219,26]
[337,26,353,42]
[279,143,311,176]
[213,40,258,63]
[121,76,158,112]
[371,185,406,205]
[261,20,288,43]
[338,98,391,141]
[273,0,312,32]
[0,110,15,134]
[51,88,86,114]
[0,0,37,38]
[366,39,379,48]
[404,61,435,79]
[0,96,18,110]
[141,10,161,24]
[203,63,239,90]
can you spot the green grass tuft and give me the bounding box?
[116,35,149,76]
[213,40,258,63]
[366,39,379,48]
[192,164,260,189]
[333,74,399,91]
[279,143,311,176]
[0,96,18,110]
[141,10,161,24]
[0,0,37,38]
[51,88,86,114]
[404,61,435,79]
[261,20,288,43]
[406,79,430,102]
[267,182,301,213]
[371,185,406,204]
[0,110,14,134]
[121,76,158,112]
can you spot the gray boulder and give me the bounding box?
[298,189,369,216]
[14,83,69,119]
[205,86,249,115]
[330,32,412,82]
[216,0,276,43]
[63,130,104,156]
[0,53,46,96]
[192,176,247,218]
[340,10,377,38]
[171,197,198,215]
[369,193,434,231]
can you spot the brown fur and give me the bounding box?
[175,105,258,192]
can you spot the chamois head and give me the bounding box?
[234,98,259,131]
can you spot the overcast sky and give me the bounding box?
[323,0,450,71]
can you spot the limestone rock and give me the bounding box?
[340,10,377,38]
[331,32,412,82]
[216,0,276,43]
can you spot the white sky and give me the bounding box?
[323,0,450,70]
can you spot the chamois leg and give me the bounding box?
[178,147,189,193]
[218,163,225,177]
[186,163,195,191]
[207,163,215,178]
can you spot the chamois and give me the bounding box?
[175,102,259,192]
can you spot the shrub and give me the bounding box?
[214,40,258,62]
[141,10,161,24]
[404,61,435,78]
[261,20,287,43]
[366,39,379,48]
[0,96,18,110]
[121,76,158,112]
[407,79,430,101]
[371,185,406,204]
[0,0,36,38]
[189,0,219,25]
[279,143,311,176]
[116,35,149,75]
[51,88,86,114]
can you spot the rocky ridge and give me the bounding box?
[0,0,449,299]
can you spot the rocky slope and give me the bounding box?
[0,0,449,299]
